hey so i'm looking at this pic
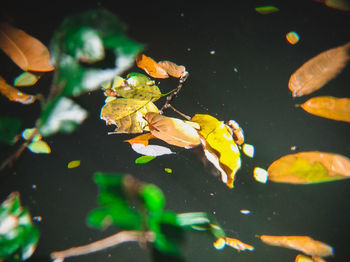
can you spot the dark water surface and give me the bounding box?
[1,1,350,262]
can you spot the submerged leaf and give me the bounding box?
[267,151,350,184]
[0,22,54,72]
[0,76,36,104]
[288,42,350,97]
[131,143,174,157]
[260,235,333,257]
[0,116,21,145]
[191,114,241,188]
[300,96,350,122]
[145,112,201,148]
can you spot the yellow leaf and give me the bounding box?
[301,96,350,122]
[0,22,54,72]
[191,114,241,188]
[27,140,51,154]
[67,160,81,169]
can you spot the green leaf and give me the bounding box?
[13,72,40,87]
[140,184,165,212]
[50,8,143,96]
[93,172,124,188]
[39,97,88,137]
[0,117,21,145]
[86,207,113,229]
[135,155,156,164]
[27,140,51,154]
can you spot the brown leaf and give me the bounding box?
[0,76,35,104]
[144,112,201,148]
[260,235,333,257]
[135,54,168,78]
[288,42,350,97]
[158,61,186,78]
[0,22,54,72]
[301,96,350,122]
[267,151,350,184]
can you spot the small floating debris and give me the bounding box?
[253,167,268,183]
[67,160,81,169]
[240,209,251,215]
[286,31,300,45]
[164,168,172,174]
[255,5,280,15]
[242,144,255,158]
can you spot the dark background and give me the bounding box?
[1,1,350,261]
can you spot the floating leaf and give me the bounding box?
[124,133,156,146]
[300,96,350,122]
[288,42,350,97]
[164,168,172,174]
[0,22,54,72]
[260,235,333,257]
[39,97,88,137]
[145,112,201,148]
[295,254,316,262]
[13,72,41,87]
[27,140,51,154]
[0,192,39,261]
[50,9,143,96]
[255,6,280,15]
[131,143,174,157]
[267,151,350,184]
[21,128,41,142]
[135,155,156,164]
[286,31,300,45]
[325,0,350,11]
[191,114,241,188]
[0,116,21,145]
[100,98,158,133]
[136,54,186,79]
[213,237,254,252]
[67,160,81,169]
[242,143,255,158]
[0,76,35,104]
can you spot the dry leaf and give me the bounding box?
[301,96,350,122]
[260,235,333,257]
[192,114,241,188]
[135,54,168,78]
[124,133,156,146]
[144,112,201,148]
[0,22,54,72]
[214,237,254,251]
[0,76,35,104]
[267,151,350,184]
[136,54,186,79]
[288,42,350,97]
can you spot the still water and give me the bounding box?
[1,1,350,261]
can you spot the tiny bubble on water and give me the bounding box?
[33,216,42,222]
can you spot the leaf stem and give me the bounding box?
[50,230,155,262]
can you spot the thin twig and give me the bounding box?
[50,230,155,262]
[160,71,189,114]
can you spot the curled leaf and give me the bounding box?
[300,96,350,122]
[0,22,54,72]
[260,235,333,257]
[136,54,186,79]
[288,42,350,97]
[267,151,350,184]
[0,76,35,104]
[145,112,201,148]
[191,114,241,188]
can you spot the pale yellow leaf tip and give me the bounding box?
[253,167,268,183]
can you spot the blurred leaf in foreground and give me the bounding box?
[0,22,54,72]
[300,96,350,122]
[267,151,350,184]
[0,192,39,261]
[50,8,143,96]
[0,117,21,145]
[0,76,35,105]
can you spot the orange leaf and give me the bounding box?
[288,42,350,97]
[158,61,186,78]
[260,235,333,257]
[135,54,168,78]
[301,96,350,122]
[0,76,35,104]
[0,22,54,72]
[124,133,156,146]
[267,151,350,184]
[144,112,201,148]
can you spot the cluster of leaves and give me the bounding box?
[87,172,226,258]
[0,193,39,262]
